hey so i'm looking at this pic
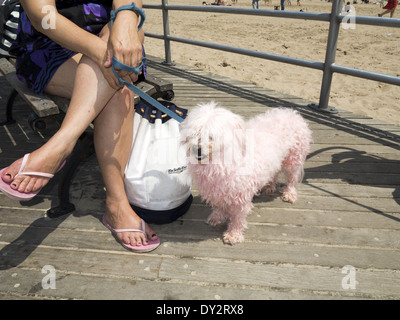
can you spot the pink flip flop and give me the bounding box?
[102,215,160,253]
[0,153,65,201]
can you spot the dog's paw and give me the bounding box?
[281,188,298,203]
[262,182,276,194]
[223,231,244,245]
[206,210,226,226]
[207,215,224,227]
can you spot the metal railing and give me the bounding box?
[143,0,400,113]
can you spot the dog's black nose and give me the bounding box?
[192,145,206,161]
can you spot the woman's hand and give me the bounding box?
[96,25,125,90]
[103,10,144,86]
[95,37,123,90]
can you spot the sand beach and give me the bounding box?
[143,0,400,125]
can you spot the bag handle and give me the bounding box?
[110,3,184,123]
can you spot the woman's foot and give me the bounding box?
[104,198,158,247]
[1,136,74,194]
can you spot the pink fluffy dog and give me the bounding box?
[181,102,312,244]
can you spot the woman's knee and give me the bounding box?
[94,88,134,128]
[111,87,135,113]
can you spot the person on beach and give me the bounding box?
[378,0,398,17]
[342,1,352,13]
[0,0,160,252]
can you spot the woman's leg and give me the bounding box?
[93,85,157,246]
[1,54,84,192]
[1,55,116,193]
[379,8,395,17]
[70,55,157,245]
[2,22,145,192]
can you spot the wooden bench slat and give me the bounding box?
[0,58,60,117]
[46,95,70,113]
[144,74,173,92]
[134,81,158,104]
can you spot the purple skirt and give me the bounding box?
[11,1,146,95]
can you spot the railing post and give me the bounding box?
[309,0,343,114]
[161,0,175,65]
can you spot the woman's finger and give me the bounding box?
[104,46,113,69]
[105,70,122,90]
[129,72,139,83]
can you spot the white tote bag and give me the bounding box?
[124,100,192,224]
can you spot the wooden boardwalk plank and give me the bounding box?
[0,56,399,300]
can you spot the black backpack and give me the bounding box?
[0,0,19,57]
[0,0,19,35]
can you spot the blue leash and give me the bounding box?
[110,3,184,123]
